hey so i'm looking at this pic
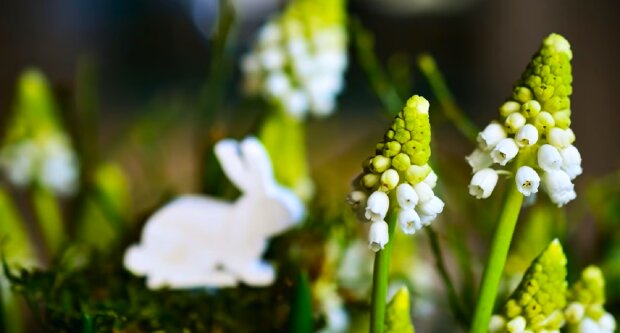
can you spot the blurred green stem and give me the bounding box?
[370,213,396,333]
[1,275,22,333]
[351,19,403,116]
[470,177,524,333]
[32,186,65,257]
[417,54,479,142]
[425,227,468,326]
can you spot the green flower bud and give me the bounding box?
[405,164,431,185]
[513,86,533,103]
[383,141,401,157]
[394,128,411,144]
[361,173,380,189]
[505,112,527,133]
[534,111,556,133]
[371,155,392,173]
[392,153,411,171]
[552,109,571,129]
[380,169,399,191]
[500,101,522,117]
[384,287,415,333]
[497,239,567,331]
[386,129,395,140]
[521,100,541,118]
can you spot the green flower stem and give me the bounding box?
[425,227,468,326]
[417,54,479,142]
[370,212,397,333]
[470,180,524,333]
[32,185,65,257]
[351,19,403,116]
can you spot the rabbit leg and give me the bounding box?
[227,260,275,286]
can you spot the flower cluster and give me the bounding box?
[467,33,581,207]
[241,0,347,119]
[489,239,568,333]
[564,266,616,333]
[0,70,79,196]
[348,95,443,252]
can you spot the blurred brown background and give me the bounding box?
[0,0,618,174]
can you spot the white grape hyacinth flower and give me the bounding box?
[465,34,582,207]
[515,166,540,196]
[491,138,519,166]
[365,191,389,222]
[542,170,576,207]
[368,220,389,252]
[469,168,499,199]
[241,0,347,119]
[0,135,79,196]
[124,137,304,289]
[397,208,421,235]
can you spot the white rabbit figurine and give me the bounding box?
[124,137,305,289]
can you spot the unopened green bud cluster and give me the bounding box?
[361,95,432,192]
[348,95,443,251]
[384,287,415,333]
[564,266,617,333]
[490,239,568,332]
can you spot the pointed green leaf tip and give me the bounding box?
[498,239,568,331]
[512,33,573,125]
[384,287,415,333]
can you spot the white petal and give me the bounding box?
[397,209,421,234]
[259,48,286,71]
[417,196,444,216]
[515,124,539,147]
[560,145,582,179]
[264,72,290,98]
[466,149,494,173]
[477,123,507,150]
[537,144,562,171]
[506,316,526,333]
[564,302,585,323]
[283,90,309,119]
[542,170,576,207]
[365,191,389,221]
[413,182,434,203]
[469,168,498,199]
[599,313,616,331]
[396,183,418,209]
[490,138,519,166]
[368,220,389,252]
[515,166,540,196]
[547,127,571,148]
[423,169,438,188]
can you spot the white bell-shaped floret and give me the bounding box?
[542,170,576,207]
[537,144,562,171]
[515,124,539,147]
[397,208,421,234]
[417,196,444,216]
[413,182,434,203]
[491,138,519,166]
[515,166,540,196]
[469,168,498,199]
[477,122,507,150]
[560,145,582,179]
[365,191,390,222]
[466,149,494,173]
[396,183,418,209]
[368,220,389,252]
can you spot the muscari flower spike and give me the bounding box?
[241,0,347,119]
[489,239,568,333]
[0,69,79,196]
[467,33,580,207]
[384,287,415,333]
[564,266,617,333]
[347,95,443,252]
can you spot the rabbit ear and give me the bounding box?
[239,137,275,193]
[214,139,250,192]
